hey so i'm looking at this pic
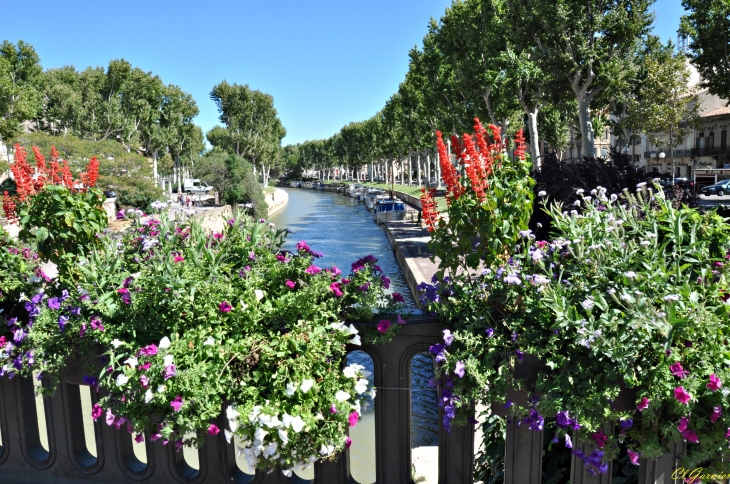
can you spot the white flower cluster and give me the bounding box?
[227,358,375,476]
[150,201,168,211]
[330,321,361,346]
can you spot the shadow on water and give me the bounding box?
[268,188,415,307]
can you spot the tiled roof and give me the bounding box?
[702,105,730,118]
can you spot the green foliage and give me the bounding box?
[0,177,16,196]
[18,186,108,279]
[12,215,403,472]
[102,175,163,211]
[194,152,268,218]
[681,0,730,102]
[208,81,286,188]
[0,40,43,143]
[0,227,43,302]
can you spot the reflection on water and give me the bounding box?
[348,351,376,484]
[411,352,439,484]
[268,188,415,307]
[410,353,439,447]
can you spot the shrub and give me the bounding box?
[2,214,405,476]
[195,152,268,218]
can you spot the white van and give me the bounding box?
[174,179,213,194]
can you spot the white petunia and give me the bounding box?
[370,307,379,314]
[282,469,293,477]
[163,354,174,367]
[355,378,369,394]
[157,384,166,393]
[281,413,293,428]
[348,335,361,346]
[116,374,129,386]
[286,382,297,397]
[330,322,345,331]
[300,379,314,393]
[144,389,154,403]
[224,429,233,443]
[111,339,123,348]
[345,324,358,336]
[278,428,288,445]
[254,427,269,441]
[315,412,324,421]
[159,336,171,349]
[262,442,278,458]
[335,390,351,402]
[538,191,547,197]
[248,406,262,423]
[255,289,265,301]
[203,337,215,346]
[369,388,377,399]
[290,416,305,433]
[259,414,282,428]
[624,271,637,279]
[343,365,359,379]
[319,444,335,456]
[229,419,239,432]
[124,357,138,367]
[226,405,240,421]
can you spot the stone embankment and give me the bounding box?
[266,188,288,217]
[383,220,438,308]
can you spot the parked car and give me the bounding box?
[701,179,730,196]
[103,188,117,198]
[172,179,213,195]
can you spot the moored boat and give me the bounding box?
[373,198,406,224]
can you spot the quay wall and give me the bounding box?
[267,188,289,217]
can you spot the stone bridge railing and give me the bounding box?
[0,319,689,483]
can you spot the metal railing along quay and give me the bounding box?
[0,319,695,483]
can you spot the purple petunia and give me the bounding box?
[454,361,465,378]
[58,315,69,331]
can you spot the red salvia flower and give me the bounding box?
[60,160,74,190]
[1,191,18,224]
[419,188,439,232]
[514,129,526,160]
[435,131,463,205]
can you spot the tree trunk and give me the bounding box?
[426,153,431,185]
[408,153,413,186]
[176,156,183,195]
[417,151,422,187]
[577,94,595,158]
[526,110,541,170]
[152,150,159,181]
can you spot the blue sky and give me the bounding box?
[4,0,685,146]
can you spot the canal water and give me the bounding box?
[270,188,440,483]
[268,187,415,307]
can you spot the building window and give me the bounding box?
[709,131,715,148]
[722,130,727,148]
[634,154,641,163]
[698,132,705,149]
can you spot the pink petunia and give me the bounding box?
[674,386,692,404]
[138,362,151,371]
[329,282,343,297]
[711,406,723,423]
[174,439,183,452]
[174,255,184,263]
[91,403,103,421]
[627,449,639,466]
[345,437,352,449]
[669,361,689,378]
[590,430,609,449]
[135,434,145,443]
[637,397,650,411]
[377,319,392,333]
[164,364,177,380]
[79,323,87,338]
[681,429,699,443]
[677,416,689,432]
[208,424,220,435]
[348,411,359,428]
[140,375,150,388]
[170,395,184,412]
[138,344,158,357]
[105,409,115,426]
[219,301,232,313]
[150,433,162,442]
[707,374,722,391]
[397,314,406,325]
[329,405,338,414]
[305,265,322,275]
[285,280,296,289]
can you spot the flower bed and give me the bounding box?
[0,146,409,478]
[419,120,730,474]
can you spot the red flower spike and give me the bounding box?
[514,129,526,160]
[2,191,18,224]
